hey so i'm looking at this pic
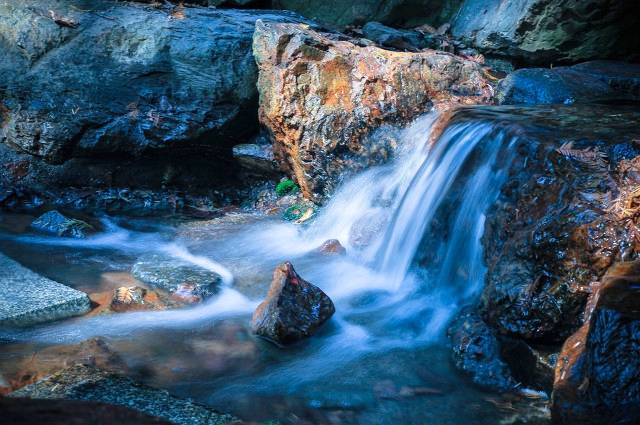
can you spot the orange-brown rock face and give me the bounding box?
[253,21,492,201]
[551,261,640,425]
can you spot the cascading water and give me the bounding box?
[0,108,524,424]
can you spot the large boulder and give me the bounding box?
[272,0,462,28]
[479,105,640,342]
[497,61,640,105]
[551,261,640,425]
[253,21,490,201]
[451,0,640,65]
[0,1,305,164]
[0,253,91,327]
[251,262,335,345]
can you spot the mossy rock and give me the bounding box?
[275,179,299,197]
[283,204,316,223]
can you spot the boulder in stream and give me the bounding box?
[9,364,237,425]
[251,262,335,345]
[31,210,95,239]
[131,253,222,302]
[0,253,91,327]
[551,261,640,425]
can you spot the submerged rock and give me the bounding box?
[254,21,491,201]
[0,1,306,164]
[451,0,640,65]
[497,61,640,105]
[9,364,236,425]
[551,261,640,425]
[316,239,347,256]
[447,308,517,392]
[0,253,91,327]
[131,254,222,301]
[251,262,335,345]
[31,210,95,238]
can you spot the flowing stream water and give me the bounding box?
[0,108,551,424]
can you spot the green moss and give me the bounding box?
[283,204,316,222]
[275,179,299,197]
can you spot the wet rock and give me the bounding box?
[451,0,640,65]
[349,210,388,249]
[447,307,517,392]
[9,364,237,425]
[0,1,307,164]
[497,61,640,105]
[251,262,335,345]
[232,141,279,177]
[110,286,153,312]
[0,397,171,425]
[131,253,222,301]
[362,22,429,51]
[500,338,558,393]
[272,0,461,28]
[480,105,640,341]
[316,239,347,256]
[31,210,95,238]
[551,261,640,425]
[254,21,491,201]
[4,337,128,393]
[0,253,91,327]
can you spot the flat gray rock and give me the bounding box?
[10,364,236,425]
[0,253,91,327]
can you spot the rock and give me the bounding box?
[0,253,91,327]
[497,61,640,105]
[0,397,171,425]
[251,262,335,345]
[253,21,491,201]
[349,210,388,249]
[447,307,517,392]
[362,22,429,51]
[9,364,237,425]
[500,338,558,393]
[0,1,307,164]
[272,0,462,28]
[232,140,279,177]
[316,239,347,256]
[480,105,640,341]
[31,210,95,238]
[131,253,222,300]
[110,286,149,311]
[451,0,640,65]
[4,337,128,393]
[551,261,640,425]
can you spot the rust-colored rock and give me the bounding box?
[551,261,640,425]
[253,21,492,201]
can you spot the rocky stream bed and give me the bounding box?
[1,1,640,425]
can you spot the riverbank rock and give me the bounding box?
[451,0,640,65]
[497,61,640,105]
[131,254,222,301]
[551,261,640,425]
[447,308,517,392]
[0,397,171,425]
[253,21,491,201]
[0,253,91,327]
[479,104,640,342]
[251,262,335,345]
[272,0,461,28]
[9,364,237,425]
[31,210,95,238]
[0,1,305,164]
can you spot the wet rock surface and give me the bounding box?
[0,253,91,327]
[251,262,335,345]
[31,210,95,238]
[479,105,640,342]
[447,307,517,392]
[253,21,491,201]
[9,364,237,425]
[551,261,640,425]
[0,397,172,425]
[0,1,306,164]
[497,61,640,105]
[131,253,222,300]
[451,0,640,65]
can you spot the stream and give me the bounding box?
[0,107,567,424]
